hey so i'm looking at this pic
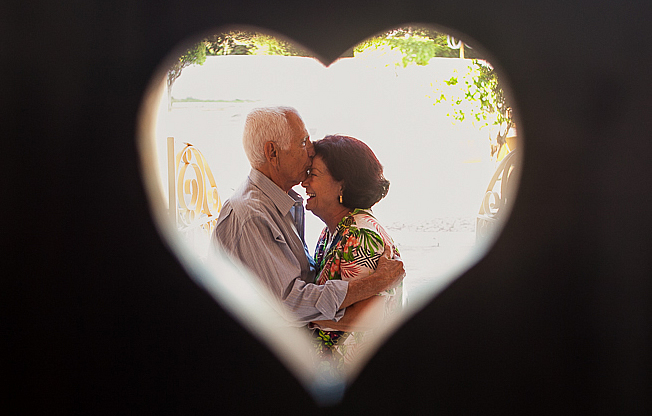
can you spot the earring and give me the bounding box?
[339,195,343,204]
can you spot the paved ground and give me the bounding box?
[391,230,479,307]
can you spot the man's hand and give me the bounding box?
[340,244,405,309]
[375,244,405,289]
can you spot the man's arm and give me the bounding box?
[311,244,404,331]
[215,214,348,325]
[311,295,384,331]
[339,244,405,309]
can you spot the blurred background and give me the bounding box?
[150,26,518,303]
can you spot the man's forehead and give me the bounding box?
[292,124,309,141]
[287,112,306,131]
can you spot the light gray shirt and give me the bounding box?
[213,169,347,326]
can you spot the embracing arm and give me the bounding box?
[311,244,404,331]
[311,295,384,331]
[215,214,348,325]
[339,244,404,309]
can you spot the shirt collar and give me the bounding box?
[249,168,303,216]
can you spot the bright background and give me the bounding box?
[152,54,507,303]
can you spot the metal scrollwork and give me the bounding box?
[476,150,519,242]
[482,190,503,217]
[446,35,463,50]
[168,138,222,248]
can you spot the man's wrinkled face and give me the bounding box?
[277,112,315,191]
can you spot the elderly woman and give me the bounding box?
[301,134,402,374]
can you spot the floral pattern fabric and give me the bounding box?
[310,209,402,377]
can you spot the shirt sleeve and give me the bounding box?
[338,224,400,300]
[336,227,385,281]
[223,214,348,325]
[339,225,402,321]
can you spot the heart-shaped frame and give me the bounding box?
[137,24,519,404]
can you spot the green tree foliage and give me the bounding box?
[353,26,483,67]
[354,26,513,156]
[430,60,513,155]
[204,31,308,56]
[476,62,514,155]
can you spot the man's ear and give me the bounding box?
[264,141,278,166]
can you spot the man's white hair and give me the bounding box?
[242,106,299,168]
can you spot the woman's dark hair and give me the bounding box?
[313,135,390,209]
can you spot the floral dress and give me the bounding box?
[310,208,402,377]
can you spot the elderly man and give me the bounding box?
[213,106,404,326]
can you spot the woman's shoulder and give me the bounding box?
[349,210,394,245]
[350,209,385,231]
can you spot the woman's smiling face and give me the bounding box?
[301,155,343,222]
